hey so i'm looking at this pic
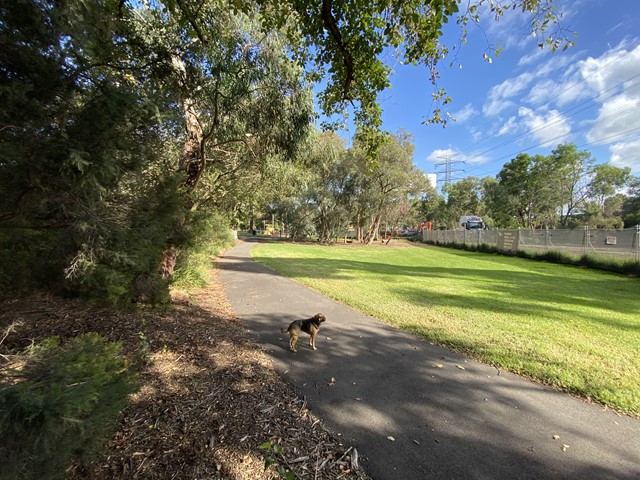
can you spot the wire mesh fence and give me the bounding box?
[423,226,640,262]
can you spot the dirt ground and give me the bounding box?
[0,265,370,480]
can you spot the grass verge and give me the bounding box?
[251,242,640,416]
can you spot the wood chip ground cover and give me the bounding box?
[0,269,370,480]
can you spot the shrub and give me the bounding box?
[0,333,138,480]
[172,212,235,289]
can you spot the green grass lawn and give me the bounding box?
[251,242,640,416]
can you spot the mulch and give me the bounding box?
[0,267,370,480]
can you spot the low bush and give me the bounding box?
[0,333,138,480]
[424,240,640,276]
[172,212,235,289]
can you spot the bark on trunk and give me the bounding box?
[179,98,204,188]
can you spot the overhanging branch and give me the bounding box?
[321,0,354,101]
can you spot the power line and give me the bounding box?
[460,75,640,168]
[456,51,632,155]
[465,125,640,177]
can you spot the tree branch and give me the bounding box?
[321,0,354,101]
[175,0,209,45]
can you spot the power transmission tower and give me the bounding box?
[435,155,465,192]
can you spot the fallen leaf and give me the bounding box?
[552,435,560,440]
[413,440,420,445]
[561,444,570,452]
[432,363,444,368]
[455,365,465,370]
[387,436,395,442]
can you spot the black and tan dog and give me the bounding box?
[281,313,326,352]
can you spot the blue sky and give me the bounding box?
[363,0,640,188]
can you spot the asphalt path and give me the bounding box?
[218,239,640,480]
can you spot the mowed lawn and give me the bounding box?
[251,242,640,416]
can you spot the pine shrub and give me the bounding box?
[0,333,138,480]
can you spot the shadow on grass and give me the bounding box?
[237,307,640,480]
[232,251,640,332]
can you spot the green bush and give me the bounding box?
[172,212,236,289]
[0,333,138,480]
[424,240,640,276]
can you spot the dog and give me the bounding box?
[281,313,326,352]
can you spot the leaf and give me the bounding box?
[387,436,395,441]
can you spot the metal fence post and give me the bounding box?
[545,228,550,252]
[636,225,640,262]
[583,226,589,256]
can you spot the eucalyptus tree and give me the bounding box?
[622,177,640,227]
[354,131,427,244]
[547,144,595,227]
[578,165,631,229]
[166,0,574,153]
[441,176,485,228]
[494,153,556,229]
[301,130,354,243]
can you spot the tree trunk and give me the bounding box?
[160,54,206,278]
[179,97,204,187]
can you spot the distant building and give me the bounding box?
[426,173,437,189]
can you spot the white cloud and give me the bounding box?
[579,42,640,96]
[528,77,589,107]
[497,116,518,136]
[483,72,534,116]
[518,107,572,147]
[452,103,478,123]
[427,148,457,163]
[586,95,640,144]
[518,48,547,67]
[427,147,490,166]
[582,43,640,145]
[609,138,640,173]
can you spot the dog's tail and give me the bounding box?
[280,327,289,334]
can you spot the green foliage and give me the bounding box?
[0,333,138,480]
[172,212,236,289]
[259,440,295,480]
[424,240,640,276]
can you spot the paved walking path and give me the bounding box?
[218,239,639,480]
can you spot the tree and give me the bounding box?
[579,164,631,229]
[0,0,574,300]
[622,177,640,227]
[302,130,353,243]
[441,177,485,228]
[0,0,183,301]
[172,0,573,151]
[548,144,595,227]
[354,131,426,244]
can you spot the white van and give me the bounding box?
[459,215,484,230]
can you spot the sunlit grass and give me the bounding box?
[251,242,640,416]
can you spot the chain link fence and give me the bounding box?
[423,226,640,262]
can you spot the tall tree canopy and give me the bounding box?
[166,0,574,149]
[0,0,574,301]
